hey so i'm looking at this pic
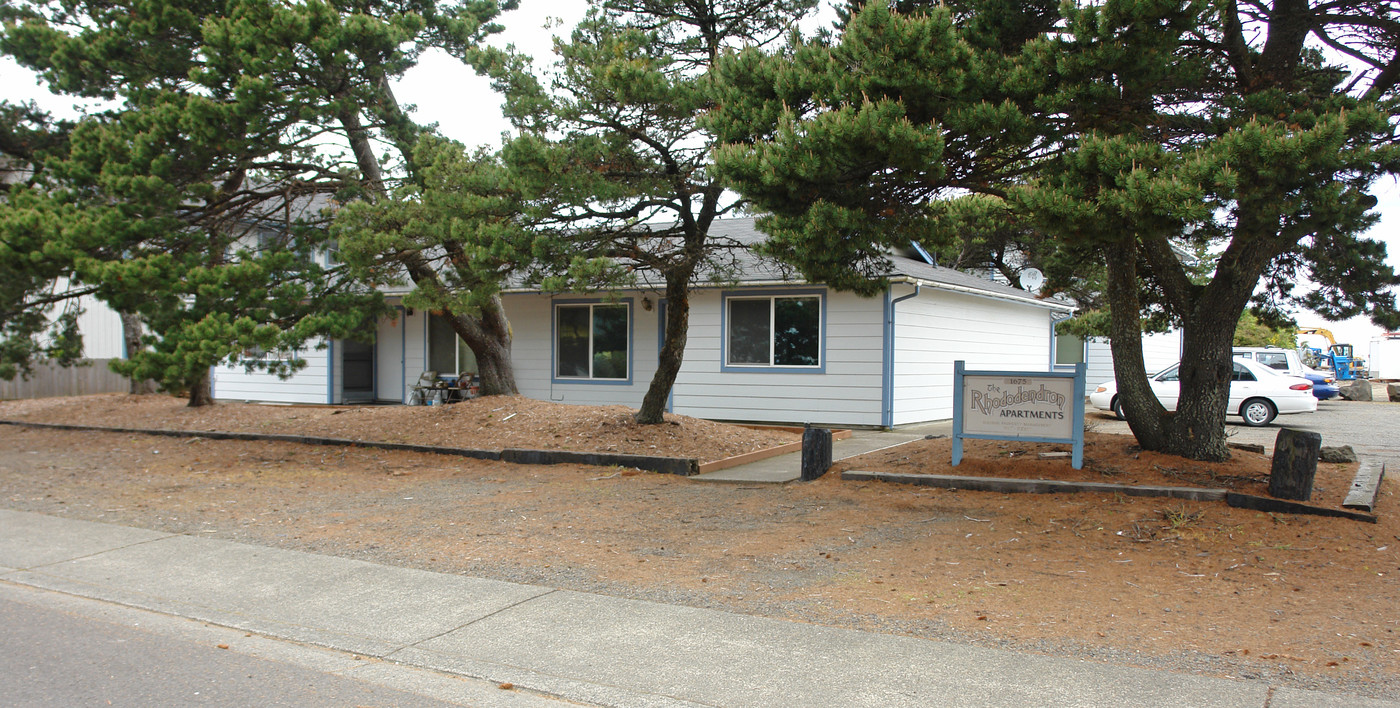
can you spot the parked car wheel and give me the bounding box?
[1111,397,1126,420]
[1240,398,1277,427]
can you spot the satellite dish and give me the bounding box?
[1019,268,1045,292]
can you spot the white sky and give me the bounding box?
[3,0,1397,348]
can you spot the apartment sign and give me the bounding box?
[952,361,1086,469]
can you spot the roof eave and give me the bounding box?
[889,276,1076,313]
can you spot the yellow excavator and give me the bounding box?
[1297,328,1367,380]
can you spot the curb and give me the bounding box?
[841,471,1227,501]
[841,470,1382,522]
[0,420,701,476]
[1225,492,1378,523]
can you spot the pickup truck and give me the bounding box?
[1232,347,1339,400]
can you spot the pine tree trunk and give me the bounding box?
[1104,242,1171,450]
[118,311,156,395]
[473,340,516,396]
[1106,245,1239,462]
[449,295,518,397]
[1147,211,1271,462]
[636,281,690,424]
[186,369,214,407]
[1158,294,1252,462]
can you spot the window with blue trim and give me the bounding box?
[556,303,629,379]
[726,295,821,367]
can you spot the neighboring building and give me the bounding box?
[212,218,1077,428]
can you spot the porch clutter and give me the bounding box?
[407,371,440,406]
[407,371,480,406]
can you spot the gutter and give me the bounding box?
[498,280,804,295]
[502,277,1074,313]
[887,276,1074,312]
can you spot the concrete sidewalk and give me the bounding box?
[1,509,1392,708]
[693,422,954,483]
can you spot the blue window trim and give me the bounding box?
[720,287,827,374]
[551,297,635,386]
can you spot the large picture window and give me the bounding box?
[725,294,821,368]
[556,303,630,380]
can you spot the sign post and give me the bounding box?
[952,360,1086,469]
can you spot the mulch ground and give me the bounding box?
[1,395,1396,700]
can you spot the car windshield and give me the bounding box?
[1153,364,1180,381]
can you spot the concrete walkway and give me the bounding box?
[2,509,1392,708]
[693,422,954,483]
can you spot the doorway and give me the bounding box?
[342,339,375,402]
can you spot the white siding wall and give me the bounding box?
[74,294,125,359]
[892,287,1055,426]
[669,289,885,427]
[210,285,1066,426]
[1084,330,1183,393]
[43,278,125,359]
[503,292,662,408]
[211,339,331,404]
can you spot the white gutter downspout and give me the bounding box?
[882,282,922,429]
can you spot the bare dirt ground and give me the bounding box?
[1,395,1397,699]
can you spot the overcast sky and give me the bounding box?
[3,0,1397,349]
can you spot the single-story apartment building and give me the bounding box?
[212,218,1077,428]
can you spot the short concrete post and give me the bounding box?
[801,426,833,482]
[1269,428,1322,501]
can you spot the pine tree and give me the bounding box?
[0,0,518,403]
[712,0,1399,460]
[483,0,819,423]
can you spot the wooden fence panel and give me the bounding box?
[0,359,130,400]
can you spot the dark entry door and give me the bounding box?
[342,339,375,401]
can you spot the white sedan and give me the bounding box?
[1089,357,1317,427]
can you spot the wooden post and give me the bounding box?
[1269,428,1322,501]
[801,426,833,481]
